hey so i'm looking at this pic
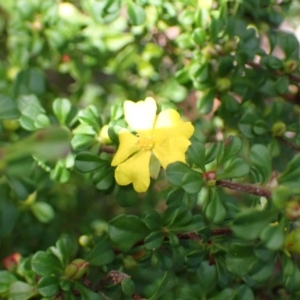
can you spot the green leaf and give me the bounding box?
[0,95,20,120]
[249,144,271,182]
[37,276,59,298]
[197,90,215,114]
[143,210,162,230]
[121,278,135,296]
[237,284,254,300]
[78,105,102,131]
[74,283,105,300]
[203,189,226,224]
[226,243,257,276]
[219,136,242,165]
[217,157,249,179]
[260,222,285,251]
[85,241,115,266]
[144,231,164,250]
[53,98,72,126]
[278,154,300,187]
[192,28,206,46]
[92,167,114,191]
[31,251,62,276]
[261,55,283,70]
[127,2,145,25]
[0,271,17,295]
[31,202,55,223]
[275,76,289,95]
[187,140,206,171]
[232,209,277,241]
[75,152,107,173]
[197,261,217,294]
[8,282,36,300]
[13,68,45,97]
[54,235,75,266]
[148,272,177,300]
[109,215,150,252]
[253,120,268,135]
[116,185,138,207]
[166,162,204,194]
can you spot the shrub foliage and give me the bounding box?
[0,0,300,299]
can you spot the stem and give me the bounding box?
[100,145,115,154]
[216,180,271,198]
[246,61,300,85]
[277,136,300,152]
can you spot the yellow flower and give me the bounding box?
[111,97,194,192]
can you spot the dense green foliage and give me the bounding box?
[0,0,300,299]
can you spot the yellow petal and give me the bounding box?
[154,109,194,140]
[111,129,139,166]
[114,151,151,192]
[153,136,191,169]
[124,97,157,131]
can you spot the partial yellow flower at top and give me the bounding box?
[111,97,194,192]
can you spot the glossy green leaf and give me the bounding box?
[249,144,271,182]
[37,276,59,298]
[148,272,177,300]
[226,243,257,276]
[232,209,277,240]
[85,241,115,266]
[31,251,62,276]
[109,215,150,252]
[203,189,226,224]
[217,157,249,179]
[53,98,72,126]
[166,162,204,194]
[31,202,55,223]
[75,152,107,173]
[8,282,36,300]
[127,2,145,25]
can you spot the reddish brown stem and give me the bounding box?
[100,145,115,154]
[216,180,271,198]
[277,136,300,151]
[246,61,300,85]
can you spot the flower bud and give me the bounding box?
[223,40,237,53]
[64,259,89,280]
[284,59,298,74]
[285,228,300,254]
[2,120,20,131]
[98,125,112,144]
[216,78,231,92]
[202,44,218,59]
[286,201,300,220]
[2,252,21,271]
[272,121,286,137]
[78,235,91,247]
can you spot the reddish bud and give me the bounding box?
[2,252,21,271]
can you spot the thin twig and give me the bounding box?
[100,145,115,154]
[246,61,300,84]
[277,136,300,151]
[216,180,272,198]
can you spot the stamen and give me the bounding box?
[136,136,155,151]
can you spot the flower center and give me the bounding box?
[136,136,155,151]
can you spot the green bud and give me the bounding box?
[78,235,91,247]
[202,44,218,59]
[64,259,89,280]
[272,121,286,137]
[285,228,300,254]
[216,78,231,92]
[284,59,298,74]
[223,40,237,53]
